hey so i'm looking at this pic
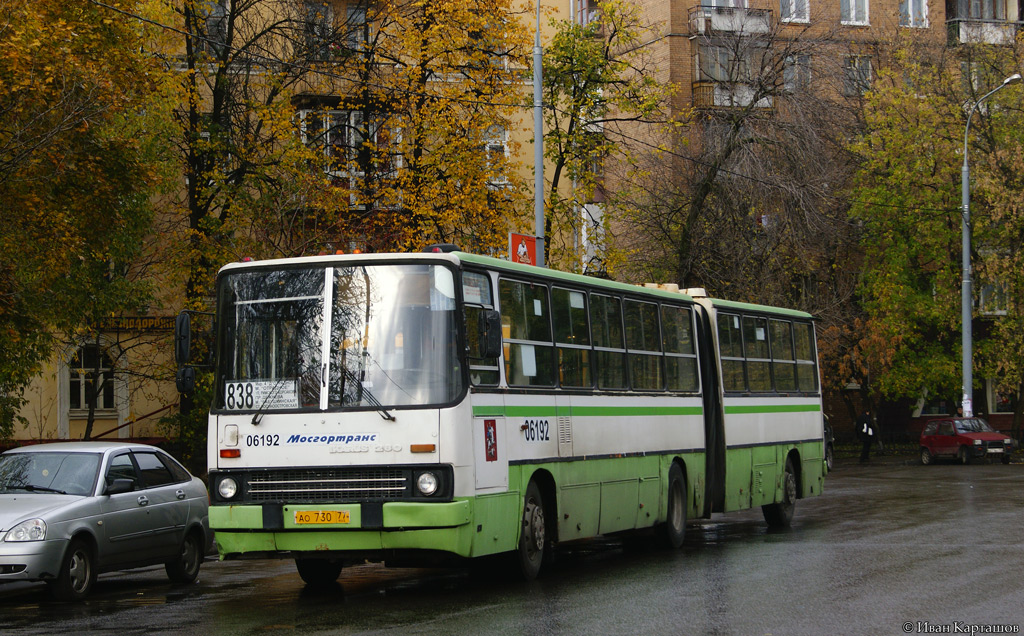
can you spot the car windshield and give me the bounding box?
[954,418,994,434]
[0,452,101,496]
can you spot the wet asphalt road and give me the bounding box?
[1,457,1022,635]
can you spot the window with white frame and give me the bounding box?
[69,344,116,412]
[842,55,872,96]
[841,0,869,24]
[781,0,809,22]
[900,0,927,26]
[300,109,398,189]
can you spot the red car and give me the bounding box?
[919,417,1013,465]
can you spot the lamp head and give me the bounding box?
[1003,73,1022,86]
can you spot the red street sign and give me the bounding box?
[510,233,537,265]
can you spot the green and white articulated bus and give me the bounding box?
[191,248,826,584]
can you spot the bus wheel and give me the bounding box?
[295,558,343,587]
[762,458,797,528]
[516,480,548,580]
[657,463,687,549]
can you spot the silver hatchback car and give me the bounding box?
[0,441,210,600]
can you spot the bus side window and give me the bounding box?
[662,305,698,392]
[590,294,627,389]
[742,316,771,392]
[463,271,499,386]
[769,319,797,392]
[717,313,745,392]
[625,300,663,390]
[498,279,555,387]
[552,288,592,387]
[793,322,818,392]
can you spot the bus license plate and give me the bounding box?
[294,510,350,525]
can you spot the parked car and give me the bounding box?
[919,417,1013,465]
[0,441,210,600]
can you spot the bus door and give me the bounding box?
[694,302,725,515]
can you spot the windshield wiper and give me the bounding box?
[343,367,395,422]
[9,484,68,494]
[251,376,292,427]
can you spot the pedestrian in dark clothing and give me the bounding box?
[857,409,875,463]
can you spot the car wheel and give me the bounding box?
[1001,453,1011,465]
[920,447,933,466]
[166,530,203,585]
[763,457,797,529]
[295,558,343,586]
[656,463,687,549]
[48,538,96,601]
[958,446,971,465]
[516,480,549,580]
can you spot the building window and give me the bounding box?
[69,345,116,412]
[899,0,928,26]
[781,0,809,22]
[783,54,811,92]
[304,2,334,61]
[969,0,1005,19]
[198,0,229,56]
[699,47,748,82]
[843,56,872,96]
[482,125,508,186]
[841,0,869,24]
[345,5,367,51]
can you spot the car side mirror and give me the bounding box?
[478,309,503,359]
[105,478,135,495]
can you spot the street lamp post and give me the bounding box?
[960,72,1021,418]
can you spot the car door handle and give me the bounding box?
[176,489,186,500]
[137,495,149,507]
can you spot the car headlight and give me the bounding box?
[974,439,983,446]
[5,518,46,542]
[218,477,238,500]
[416,471,439,496]
[1005,438,1013,445]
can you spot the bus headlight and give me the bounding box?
[218,477,239,500]
[416,471,439,496]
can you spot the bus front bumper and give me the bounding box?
[210,500,475,558]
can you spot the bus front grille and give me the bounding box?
[246,468,408,503]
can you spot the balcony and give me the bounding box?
[947,19,1021,45]
[692,81,772,109]
[688,6,772,36]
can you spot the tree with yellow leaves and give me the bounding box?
[0,0,168,437]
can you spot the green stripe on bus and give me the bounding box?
[724,404,821,414]
[472,405,703,417]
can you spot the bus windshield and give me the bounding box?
[216,263,462,412]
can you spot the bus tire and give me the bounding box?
[295,558,343,587]
[657,463,687,549]
[516,480,548,580]
[762,457,797,528]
